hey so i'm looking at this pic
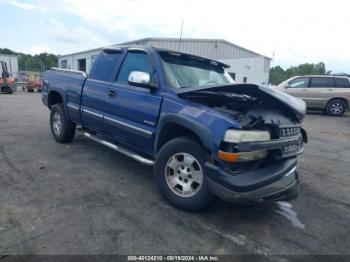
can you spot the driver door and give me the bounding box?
[103,50,162,155]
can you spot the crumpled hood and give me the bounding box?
[175,83,306,121]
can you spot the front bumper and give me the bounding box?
[205,158,299,203]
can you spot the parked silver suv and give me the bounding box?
[276,75,350,116]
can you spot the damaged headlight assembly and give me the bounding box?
[219,130,271,163]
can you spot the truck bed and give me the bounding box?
[43,68,87,123]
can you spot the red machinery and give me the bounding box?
[26,78,43,93]
[0,61,14,94]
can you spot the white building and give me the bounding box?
[0,54,19,79]
[58,38,271,85]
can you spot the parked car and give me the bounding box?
[42,46,307,211]
[276,75,350,116]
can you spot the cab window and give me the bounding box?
[288,77,309,88]
[90,50,121,81]
[116,51,154,84]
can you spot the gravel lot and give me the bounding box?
[0,93,349,255]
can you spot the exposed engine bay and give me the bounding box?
[177,84,307,174]
[177,84,306,133]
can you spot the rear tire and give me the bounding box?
[50,103,76,143]
[326,99,346,116]
[154,137,214,211]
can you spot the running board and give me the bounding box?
[83,132,155,166]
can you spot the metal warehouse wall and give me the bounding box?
[145,39,257,60]
[58,38,271,85]
[59,49,101,73]
[0,54,19,78]
[221,57,270,85]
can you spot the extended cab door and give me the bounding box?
[103,50,162,155]
[81,50,122,132]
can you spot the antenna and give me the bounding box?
[178,20,184,51]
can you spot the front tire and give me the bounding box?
[50,103,76,143]
[154,137,214,211]
[326,100,346,116]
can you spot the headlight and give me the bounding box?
[223,130,271,143]
[219,130,271,163]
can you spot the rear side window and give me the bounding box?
[288,77,309,88]
[116,52,153,84]
[90,51,121,81]
[309,77,332,88]
[334,78,350,88]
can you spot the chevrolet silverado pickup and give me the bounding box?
[42,46,307,211]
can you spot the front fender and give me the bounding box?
[155,113,214,154]
[154,97,241,156]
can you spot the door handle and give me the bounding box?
[107,90,117,97]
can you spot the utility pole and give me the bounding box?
[178,20,184,51]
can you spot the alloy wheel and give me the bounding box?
[330,102,344,115]
[52,111,63,136]
[165,153,203,197]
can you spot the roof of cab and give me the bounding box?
[101,45,230,68]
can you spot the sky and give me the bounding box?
[0,0,349,73]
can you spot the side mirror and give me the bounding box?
[128,71,156,90]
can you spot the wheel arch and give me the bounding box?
[326,97,349,109]
[155,114,213,155]
[48,90,64,110]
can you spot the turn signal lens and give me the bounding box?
[218,151,240,162]
[218,150,268,163]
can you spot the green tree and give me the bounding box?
[0,48,58,72]
[0,48,16,55]
[269,62,327,85]
[269,66,285,86]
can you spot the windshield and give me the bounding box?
[159,52,234,88]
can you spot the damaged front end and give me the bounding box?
[177,83,308,202]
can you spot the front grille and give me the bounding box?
[280,126,301,138]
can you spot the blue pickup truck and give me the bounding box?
[43,46,307,211]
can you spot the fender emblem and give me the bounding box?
[144,120,155,126]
